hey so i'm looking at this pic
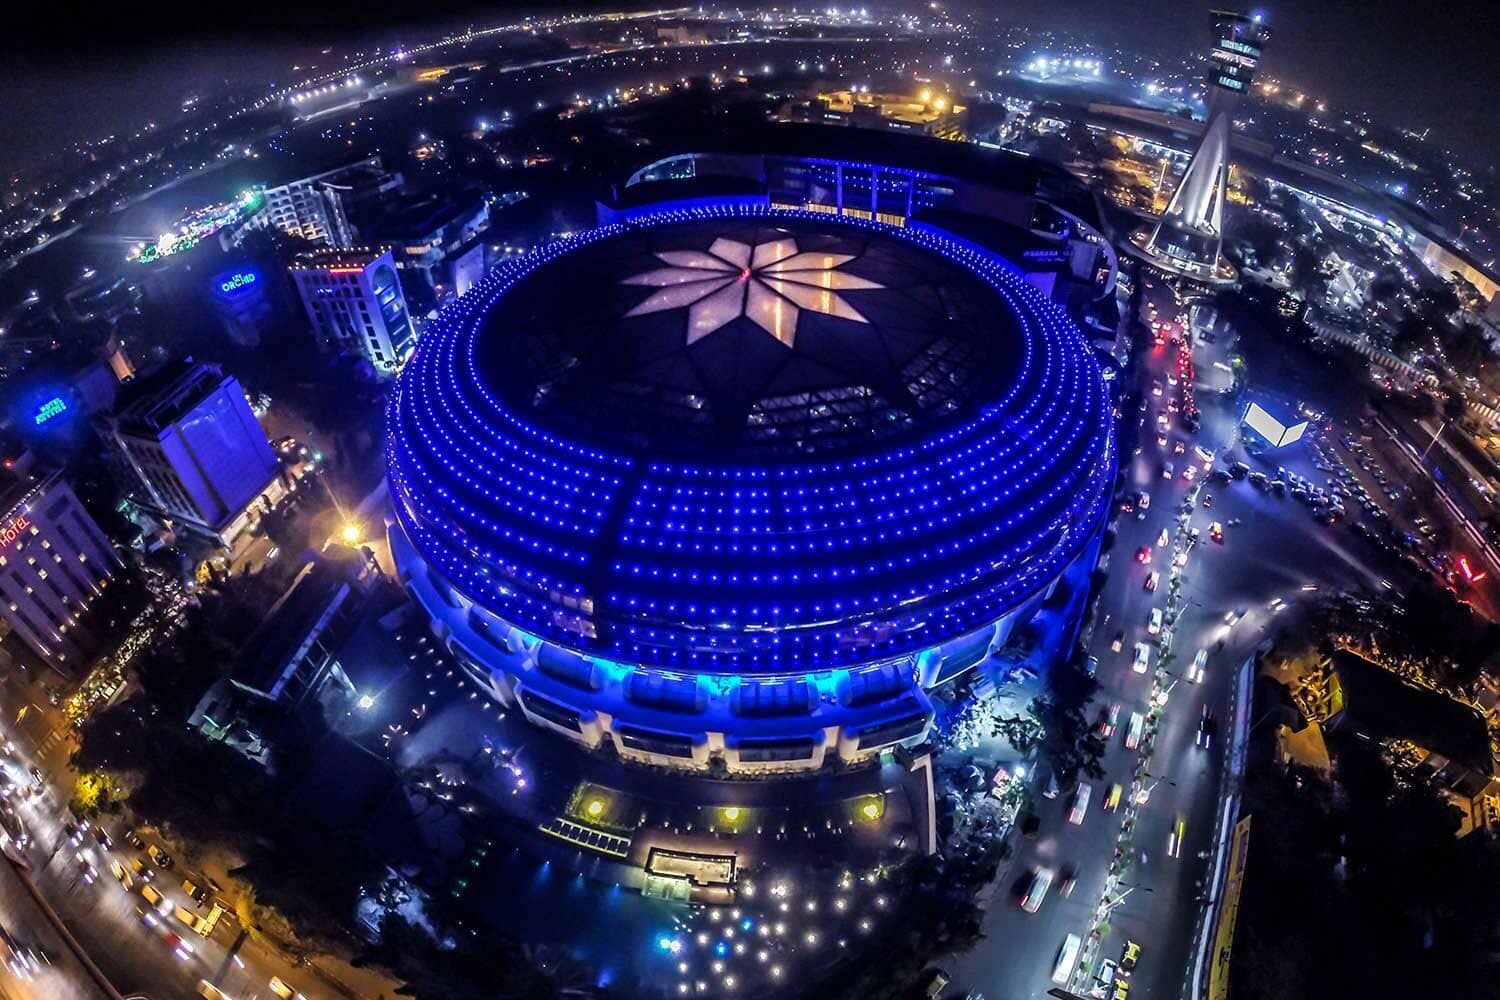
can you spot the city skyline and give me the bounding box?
[0,5,1498,1000]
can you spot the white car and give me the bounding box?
[1188,648,1208,683]
[1162,462,1174,480]
[1052,933,1083,985]
[1125,712,1146,750]
[1022,867,1055,913]
[1148,607,1163,635]
[1133,641,1151,674]
[1068,783,1092,825]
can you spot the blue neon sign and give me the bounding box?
[34,397,67,425]
[218,270,259,295]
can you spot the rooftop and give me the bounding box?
[109,360,231,436]
[1330,650,1494,778]
[477,214,1023,456]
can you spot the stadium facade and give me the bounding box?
[388,138,1115,776]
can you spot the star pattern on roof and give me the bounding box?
[622,236,883,348]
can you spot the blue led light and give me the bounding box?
[388,199,1115,679]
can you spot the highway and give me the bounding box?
[949,277,1400,1000]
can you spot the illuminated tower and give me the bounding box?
[1138,10,1270,280]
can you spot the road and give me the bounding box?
[950,275,1400,1000]
[0,684,328,1000]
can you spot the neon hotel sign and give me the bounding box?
[0,515,30,551]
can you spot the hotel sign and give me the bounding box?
[0,515,31,551]
[34,397,67,425]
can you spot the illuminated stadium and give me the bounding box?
[387,201,1114,775]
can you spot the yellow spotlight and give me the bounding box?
[722,806,742,822]
[341,522,361,544]
[586,798,605,818]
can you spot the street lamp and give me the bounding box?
[1135,772,1177,805]
[1099,881,1154,918]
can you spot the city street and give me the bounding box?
[0,684,336,1000]
[950,276,1400,999]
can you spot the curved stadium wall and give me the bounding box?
[388,200,1114,775]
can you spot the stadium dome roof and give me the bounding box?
[388,203,1114,676]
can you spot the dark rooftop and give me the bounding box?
[477,214,1023,456]
[1331,650,1494,778]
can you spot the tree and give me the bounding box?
[998,660,1107,783]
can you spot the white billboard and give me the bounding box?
[1243,402,1308,448]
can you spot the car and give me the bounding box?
[1021,867,1055,913]
[1161,462,1173,480]
[1135,545,1152,564]
[1182,465,1197,481]
[198,980,231,1000]
[1188,648,1207,683]
[27,767,44,791]
[1147,608,1163,635]
[1144,571,1159,592]
[1092,958,1120,999]
[919,969,951,999]
[1058,864,1078,897]
[160,929,193,961]
[125,830,146,850]
[1120,940,1142,973]
[269,976,307,1000]
[1209,521,1224,543]
[131,857,156,882]
[1113,980,1131,1000]
[1052,932,1083,985]
[0,924,43,980]
[148,844,173,869]
[1157,528,1169,547]
[1100,703,1121,738]
[109,859,134,891]
[1103,784,1123,812]
[1168,815,1186,858]
[1111,630,1125,654]
[141,884,170,914]
[1087,655,1100,677]
[1197,708,1217,748]
[76,855,98,885]
[91,825,112,850]
[1124,712,1145,750]
[1068,784,1092,825]
[1151,380,1163,397]
[183,879,210,906]
[1133,642,1151,674]
[1137,492,1151,511]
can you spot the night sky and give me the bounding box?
[1,0,1496,170]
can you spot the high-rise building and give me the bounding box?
[288,248,415,373]
[255,158,402,249]
[1135,10,1270,281]
[99,361,282,545]
[0,463,124,674]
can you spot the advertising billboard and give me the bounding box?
[1242,402,1308,448]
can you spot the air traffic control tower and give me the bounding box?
[1130,10,1271,283]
